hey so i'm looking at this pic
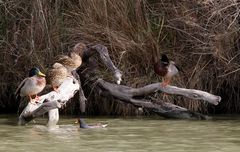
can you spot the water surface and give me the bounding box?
[1,115,240,152]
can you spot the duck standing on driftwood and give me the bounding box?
[15,67,46,103]
[46,63,68,92]
[46,43,86,92]
[56,43,86,74]
[154,54,179,87]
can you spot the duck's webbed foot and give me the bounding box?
[53,86,60,93]
[29,95,39,104]
[161,78,171,87]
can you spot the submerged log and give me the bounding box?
[18,43,221,126]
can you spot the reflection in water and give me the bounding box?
[1,115,240,152]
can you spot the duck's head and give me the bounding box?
[160,54,169,66]
[73,43,86,56]
[75,118,88,128]
[75,118,80,124]
[29,67,46,77]
[68,43,86,57]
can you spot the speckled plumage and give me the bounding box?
[56,43,86,73]
[46,63,68,89]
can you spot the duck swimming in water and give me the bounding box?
[154,54,179,87]
[76,118,107,129]
[15,67,46,103]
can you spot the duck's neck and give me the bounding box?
[70,52,80,60]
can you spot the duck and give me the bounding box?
[46,62,68,92]
[73,42,87,59]
[15,67,46,103]
[154,54,179,87]
[76,118,107,129]
[56,42,86,74]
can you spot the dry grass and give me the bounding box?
[0,0,239,115]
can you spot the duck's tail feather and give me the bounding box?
[175,64,182,72]
[16,94,21,102]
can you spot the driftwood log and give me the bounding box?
[96,79,220,119]
[79,44,221,120]
[18,43,221,126]
[18,77,80,126]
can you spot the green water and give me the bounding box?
[1,115,240,152]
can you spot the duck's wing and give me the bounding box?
[56,55,75,67]
[46,67,68,86]
[169,61,181,72]
[175,64,181,72]
[15,78,28,97]
[46,68,56,84]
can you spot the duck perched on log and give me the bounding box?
[154,54,179,87]
[46,63,68,92]
[15,67,46,103]
[56,43,86,74]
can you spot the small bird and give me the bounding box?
[56,43,86,74]
[46,62,68,92]
[15,67,46,103]
[154,54,179,87]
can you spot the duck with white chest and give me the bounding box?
[15,67,46,103]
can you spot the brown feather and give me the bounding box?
[73,42,86,58]
[46,63,68,88]
[56,53,82,71]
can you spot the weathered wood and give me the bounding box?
[18,76,80,125]
[47,108,59,127]
[18,100,61,125]
[72,69,87,113]
[96,79,221,105]
[76,44,221,120]
[95,78,220,119]
[91,44,122,84]
[81,44,122,84]
[129,99,208,119]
